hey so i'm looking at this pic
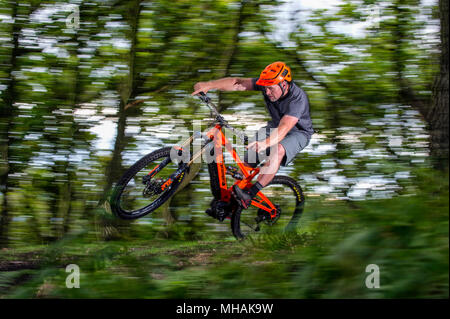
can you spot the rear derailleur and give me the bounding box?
[255,204,281,226]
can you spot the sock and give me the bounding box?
[248,182,263,199]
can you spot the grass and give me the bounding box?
[0,168,448,299]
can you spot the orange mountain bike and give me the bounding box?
[110,93,305,239]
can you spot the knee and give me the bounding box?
[277,143,286,158]
[268,144,285,165]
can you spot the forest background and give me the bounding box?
[0,0,448,298]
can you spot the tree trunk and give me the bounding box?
[389,0,448,168]
[428,0,449,168]
[217,0,246,111]
[101,0,142,203]
[0,2,19,247]
[98,0,143,239]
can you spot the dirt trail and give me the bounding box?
[0,251,43,271]
[0,240,243,272]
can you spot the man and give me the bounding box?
[192,62,314,209]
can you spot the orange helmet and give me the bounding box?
[256,61,292,86]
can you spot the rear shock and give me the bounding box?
[226,166,244,180]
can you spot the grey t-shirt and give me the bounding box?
[252,78,314,138]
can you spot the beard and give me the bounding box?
[267,94,279,102]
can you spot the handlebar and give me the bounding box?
[195,92,248,145]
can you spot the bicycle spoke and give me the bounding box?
[116,154,181,213]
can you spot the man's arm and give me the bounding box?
[192,77,253,95]
[247,115,299,152]
[266,115,299,147]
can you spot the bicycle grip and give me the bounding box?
[198,92,211,103]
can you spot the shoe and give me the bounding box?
[232,185,253,209]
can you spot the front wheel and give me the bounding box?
[110,147,187,220]
[231,175,305,239]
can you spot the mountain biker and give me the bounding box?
[192,61,314,209]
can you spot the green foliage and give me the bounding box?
[0,0,446,299]
[1,168,447,299]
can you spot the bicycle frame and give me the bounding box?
[145,93,278,219]
[202,123,278,219]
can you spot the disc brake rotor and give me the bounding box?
[143,178,165,197]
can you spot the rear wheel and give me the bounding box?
[110,147,187,220]
[231,175,305,239]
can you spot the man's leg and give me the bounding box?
[233,143,286,208]
[255,143,285,187]
[234,129,309,209]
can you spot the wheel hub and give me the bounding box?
[143,178,165,197]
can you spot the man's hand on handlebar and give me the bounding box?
[192,82,210,96]
[247,140,269,153]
